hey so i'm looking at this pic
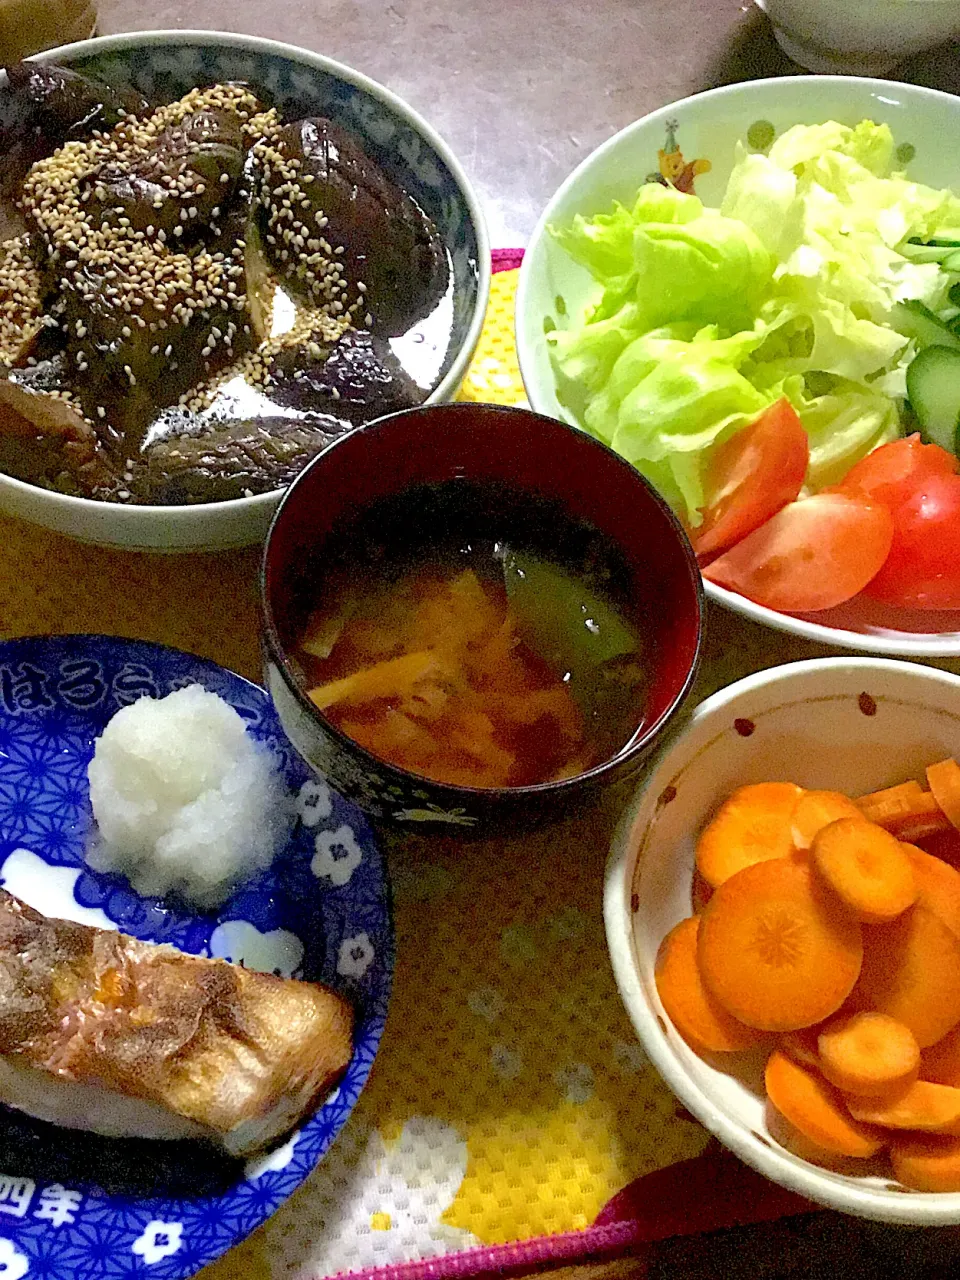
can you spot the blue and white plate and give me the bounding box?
[0,635,392,1280]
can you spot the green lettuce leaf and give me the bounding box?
[794,380,902,491]
[548,300,644,397]
[630,210,773,332]
[551,185,704,279]
[583,325,772,522]
[548,117,960,528]
[551,181,774,336]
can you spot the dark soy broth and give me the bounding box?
[291,479,650,789]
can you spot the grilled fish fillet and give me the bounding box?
[0,889,353,1156]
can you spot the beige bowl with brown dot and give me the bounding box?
[605,656,960,1224]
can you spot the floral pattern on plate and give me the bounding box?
[0,635,392,1280]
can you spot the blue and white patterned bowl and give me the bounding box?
[0,634,392,1280]
[0,30,490,552]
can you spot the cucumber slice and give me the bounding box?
[900,243,959,264]
[891,300,960,353]
[906,345,960,455]
[944,249,960,273]
[908,232,960,247]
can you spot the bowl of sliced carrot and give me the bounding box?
[605,656,960,1221]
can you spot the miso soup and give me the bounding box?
[291,479,651,789]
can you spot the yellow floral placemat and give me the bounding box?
[0,261,957,1280]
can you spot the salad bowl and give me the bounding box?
[605,656,960,1223]
[517,76,960,659]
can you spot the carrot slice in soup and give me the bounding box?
[765,1051,885,1159]
[768,1111,874,1170]
[927,759,960,831]
[856,780,924,821]
[850,903,960,1048]
[655,916,763,1054]
[697,856,862,1032]
[792,790,862,851]
[817,1012,920,1097]
[695,782,804,889]
[891,1133,960,1192]
[308,650,438,710]
[811,817,917,924]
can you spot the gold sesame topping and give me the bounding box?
[0,236,43,367]
[6,84,379,449]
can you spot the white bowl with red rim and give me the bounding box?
[604,656,960,1222]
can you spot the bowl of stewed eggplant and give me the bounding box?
[0,30,490,550]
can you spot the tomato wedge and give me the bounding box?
[840,434,958,510]
[702,493,894,613]
[692,398,809,561]
[862,472,960,610]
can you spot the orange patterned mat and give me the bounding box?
[0,264,957,1280]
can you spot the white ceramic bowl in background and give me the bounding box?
[755,0,960,76]
[516,76,960,659]
[605,657,960,1223]
[0,30,490,552]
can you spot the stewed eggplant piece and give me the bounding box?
[88,104,248,240]
[0,75,452,505]
[256,118,449,336]
[0,61,148,198]
[0,355,120,496]
[124,414,348,504]
[268,328,423,424]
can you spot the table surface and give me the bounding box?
[14,2,960,1277]
[97,0,960,250]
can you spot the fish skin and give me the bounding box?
[0,888,353,1154]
